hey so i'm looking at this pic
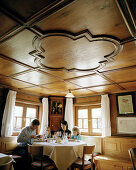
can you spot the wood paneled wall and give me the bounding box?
[103,136,136,159]
[74,92,136,136]
[109,94,118,135]
[16,92,42,105]
[109,92,136,135]
[74,95,101,105]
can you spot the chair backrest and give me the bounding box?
[83,145,95,155]
[0,158,13,170]
[128,148,136,170]
[82,145,95,169]
[28,145,43,156]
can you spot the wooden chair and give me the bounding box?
[0,157,14,170]
[28,145,56,170]
[71,145,95,170]
[128,148,136,170]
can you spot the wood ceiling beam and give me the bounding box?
[100,64,136,74]
[9,69,34,77]
[115,0,136,38]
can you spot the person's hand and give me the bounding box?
[36,135,42,138]
[30,135,36,139]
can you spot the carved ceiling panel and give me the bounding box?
[0,0,135,96]
[30,30,122,72]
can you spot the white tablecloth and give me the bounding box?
[0,153,14,169]
[33,141,86,170]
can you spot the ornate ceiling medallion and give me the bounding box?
[29,30,123,72]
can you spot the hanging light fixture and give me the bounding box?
[65,89,74,98]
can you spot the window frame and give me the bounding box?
[75,105,101,136]
[12,102,39,136]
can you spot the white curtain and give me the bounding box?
[40,98,49,135]
[101,94,111,137]
[1,90,17,137]
[65,98,73,131]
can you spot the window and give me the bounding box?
[75,106,102,136]
[13,102,39,134]
[78,109,88,132]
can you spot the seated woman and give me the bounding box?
[71,126,81,140]
[57,120,71,138]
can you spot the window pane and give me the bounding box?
[78,119,82,128]
[14,117,16,127]
[26,118,31,126]
[92,108,101,118]
[92,129,102,133]
[92,119,97,128]
[26,108,36,117]
[84,119,88,128]
[80,129,88,132]
[16,118,22,129]
[78,109,88,118]
[98,119,102,128]
[14,106,23,117]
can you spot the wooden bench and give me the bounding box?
[94,136,136,170]
[0,137,17,154]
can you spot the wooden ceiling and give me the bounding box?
[0,0,136,97]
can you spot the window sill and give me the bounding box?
[81,135,103,138]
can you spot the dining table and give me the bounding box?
[32,139,87,170]
[0,153,14,169]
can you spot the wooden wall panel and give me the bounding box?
[103,137,136,159]
[74,95,101,105]
[109,92,136,136]
[109,94,118,135]
[16,92,41,104]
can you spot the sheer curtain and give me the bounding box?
[101,94,111,137]
[65,98,73,131]
[1,90,17,137]
[40,98,49,135]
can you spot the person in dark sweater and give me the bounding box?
[57,120,71,138]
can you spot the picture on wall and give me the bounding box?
[116,92,135,116]
[51,100,63,115]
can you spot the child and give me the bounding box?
[46,127,52,138]
[71,126,81,140]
